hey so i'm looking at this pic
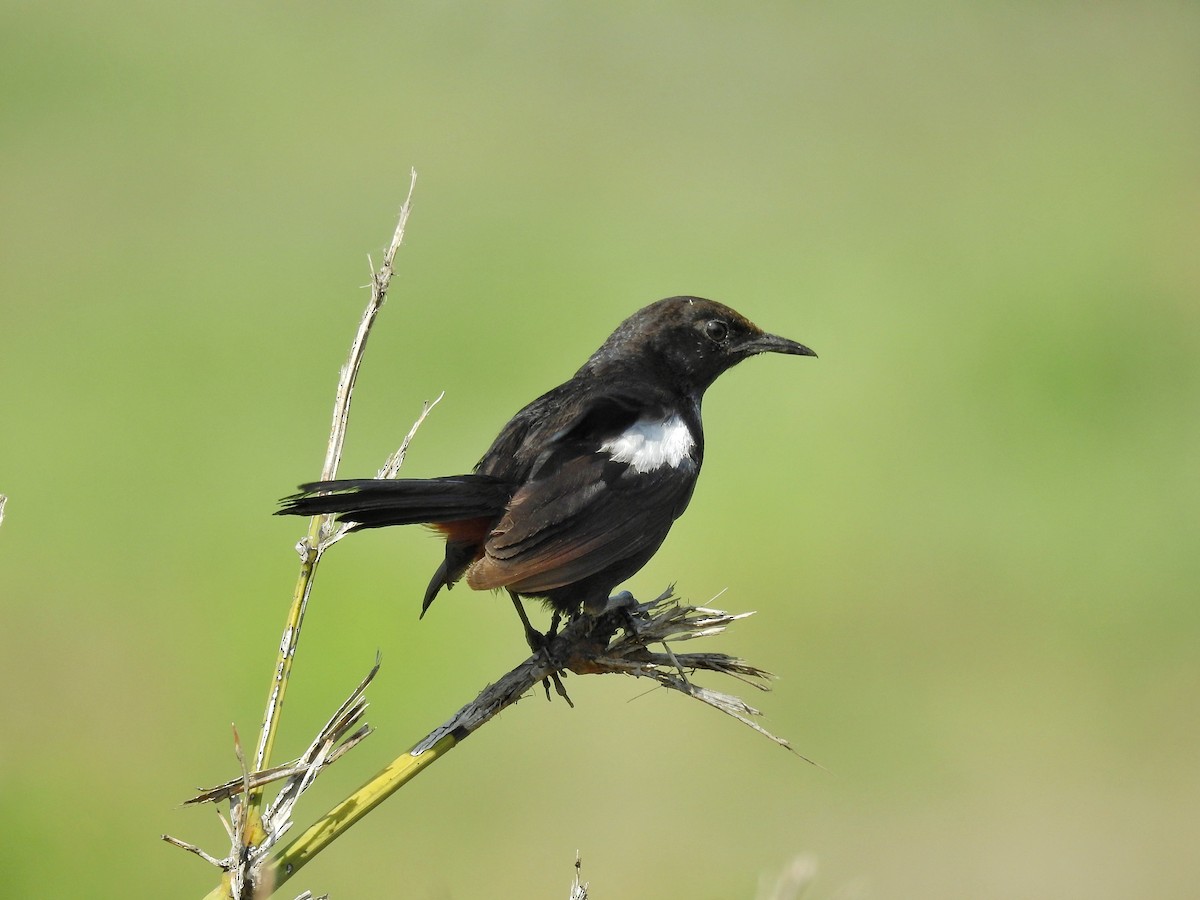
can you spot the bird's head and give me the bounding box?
[585,296,816,393]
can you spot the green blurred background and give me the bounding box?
[2,3,1197,897]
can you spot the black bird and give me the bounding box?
[278,296,815,642]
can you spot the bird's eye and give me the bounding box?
[704,319,730,343]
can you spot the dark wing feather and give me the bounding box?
[467,454,697,593]
[466,383,698,594]
[474,382,648,481]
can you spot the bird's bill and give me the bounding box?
[743,331,817,358]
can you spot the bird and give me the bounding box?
[277,295,815,647]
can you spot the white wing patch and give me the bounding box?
[600,414,696,473]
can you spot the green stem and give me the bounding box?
[248,517,325,810]
[265,732,460,895]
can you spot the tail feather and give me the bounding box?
[276,475,511,530]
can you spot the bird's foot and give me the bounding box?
[579,590,644,646]
[526,628,574,707]
[595,590,654,643]
[537,611,573,706]
[593,590,638,616]
[509,593,573,706]
[597,588,691,689]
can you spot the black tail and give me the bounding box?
[276,475,512,530]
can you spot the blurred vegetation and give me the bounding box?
[1,3,1197,898]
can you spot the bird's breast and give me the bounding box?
[598,413,697,474]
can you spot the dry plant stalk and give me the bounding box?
[252,169,419,789]
[163,172,422,899]
[570,853,588,900]
[253,588,795,895]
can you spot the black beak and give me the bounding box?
[743,331,817,358]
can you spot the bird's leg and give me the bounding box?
[509,590,545,653]
[507,591,573,706]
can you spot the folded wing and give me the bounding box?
[468,394,700,593]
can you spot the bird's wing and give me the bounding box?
[468,459,696,593]
[466,391,699,594]
[475,387,644,481]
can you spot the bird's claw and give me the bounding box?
[514,603,572,706]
